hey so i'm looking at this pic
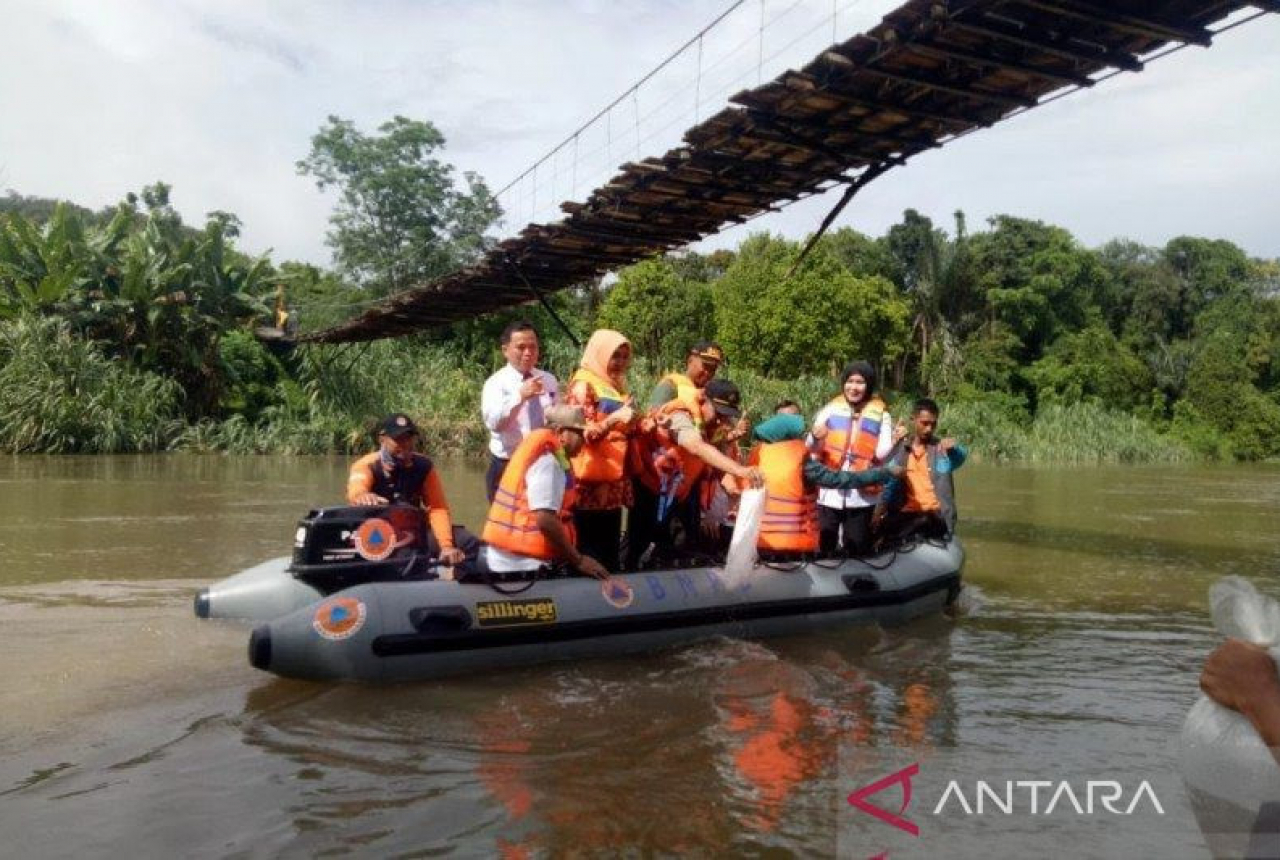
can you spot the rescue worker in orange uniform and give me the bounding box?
[346,413,468,566]
[480,405,610,581]
[564,329,638,571]
[749,413,899,554]
[626,374,762,569]
[876,398,966,547]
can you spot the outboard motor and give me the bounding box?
[290,504,432,594]
[194,504,437,623]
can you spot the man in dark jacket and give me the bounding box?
[876,398,966,546]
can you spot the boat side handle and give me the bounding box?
[842,574,880,594]
[409,605,473,634]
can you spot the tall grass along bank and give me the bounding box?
[0,324,1205,464]
[0,317,182,453]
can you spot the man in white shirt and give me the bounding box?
[480,320,559,501]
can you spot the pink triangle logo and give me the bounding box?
[847,762,920,837]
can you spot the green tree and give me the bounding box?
[969,215,1108,360]
[882,209,978,392]
[1165,236,1253,317]
[1095,239,1164,337]
[275,261,365,334]
[218,328,288,422]
[597,257,714,371]
[820,226,900,283]
[1,184,271,418]
[0,202,96,318]
[712,234,909,379]
[297,115,501,296]
[1026,323,1153,411]
[668,249,735,283]
[1252,289,1280,397]
[1176,328,1280,460]
[956,322,1023,395]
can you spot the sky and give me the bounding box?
[2,0,1278,270]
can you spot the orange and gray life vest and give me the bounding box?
[482,429,577,561]
[568,367,629,483]
[819,395,887,494]
[886,440,961,534]
[628,399,707,503]
[349,451,433,506]
[752,439,819,552]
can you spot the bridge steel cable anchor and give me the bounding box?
[783,160,895,280]
[503,253,582,351]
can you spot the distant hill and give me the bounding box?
[0,190,116,226]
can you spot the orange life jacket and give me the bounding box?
[628,399,706,501]
[660,374,707,498]
[753,439,819,552]
[818,396,887,494]
[482,429,577,561]
[568,367,630,483]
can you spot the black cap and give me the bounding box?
[379,413,419,438]
[705,378,742,421]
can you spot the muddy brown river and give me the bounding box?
[1,456,1278,857]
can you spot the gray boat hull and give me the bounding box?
[247,540,963,683]
[194,556,323,621]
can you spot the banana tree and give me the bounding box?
[3,187,272,419]
[0,203,92,319]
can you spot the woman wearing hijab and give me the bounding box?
[564,329,638,570]
[749,413,898,554]
[809,360,896,556]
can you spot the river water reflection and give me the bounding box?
[1,456,1278,856]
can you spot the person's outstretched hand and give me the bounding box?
[577,554,610,581]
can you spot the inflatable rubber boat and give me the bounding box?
[197,505,964,683]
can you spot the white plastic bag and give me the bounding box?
[1180,576,1280,855]
[722,488,765,589]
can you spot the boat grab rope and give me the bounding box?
[481,563,545,595]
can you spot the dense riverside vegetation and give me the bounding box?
[2,119,1278,462]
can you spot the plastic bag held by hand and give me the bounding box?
[722,488,765,589]
[1181,577,1280,855]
